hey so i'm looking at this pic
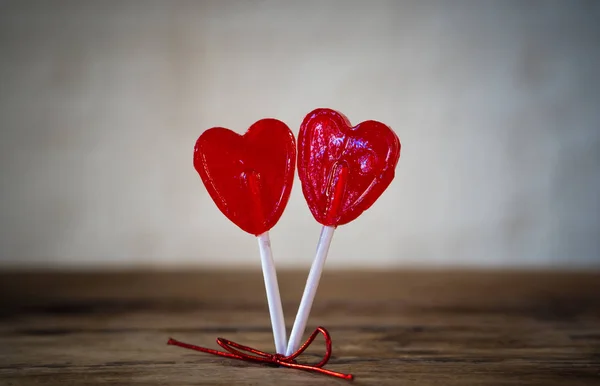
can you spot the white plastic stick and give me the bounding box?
[285,225,336,355]
[257,232,287,354]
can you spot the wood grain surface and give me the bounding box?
[0,270,599,385]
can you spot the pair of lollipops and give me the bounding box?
[169,108,401,380]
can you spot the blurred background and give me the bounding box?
[0,0,598,270]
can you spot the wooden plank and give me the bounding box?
[0,270,599,385]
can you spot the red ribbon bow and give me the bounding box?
[167,326,353,380]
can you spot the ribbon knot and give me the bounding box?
[168,326,353,380]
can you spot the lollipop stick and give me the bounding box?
[245,169,287,354]
[287,162,347,355]
[285,225,336,355]
[257,232,287,354]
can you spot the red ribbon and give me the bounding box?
[167,326,353,380]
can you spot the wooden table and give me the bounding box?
[1,270,599,385]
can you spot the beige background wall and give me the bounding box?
[1,1,599,269]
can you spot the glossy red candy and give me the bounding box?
[194,119,296,236]
[297,108,401,227]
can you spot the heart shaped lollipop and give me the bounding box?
[287,108,401,355]
[297,108,401,226]
[194,118,296,354]
[194,119,296,236]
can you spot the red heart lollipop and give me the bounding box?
[297,108,401,226]
[194,119,296,236]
